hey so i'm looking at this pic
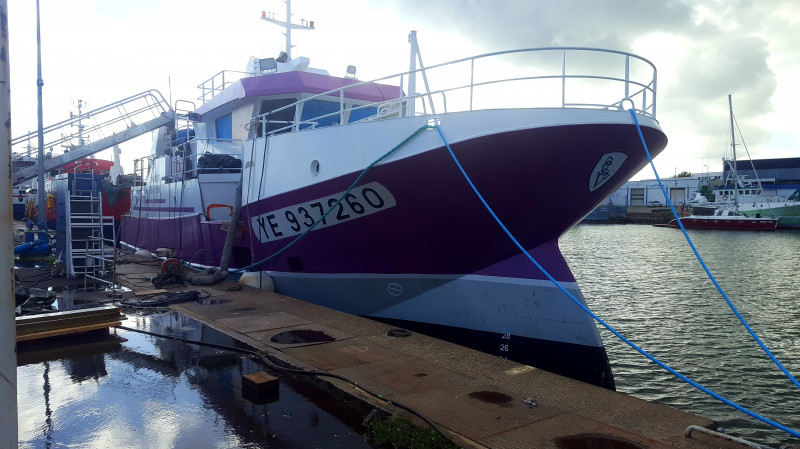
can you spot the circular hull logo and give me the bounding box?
[386,283,403,296]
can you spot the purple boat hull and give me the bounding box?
[121,120,667,389]
[122,123,665,272]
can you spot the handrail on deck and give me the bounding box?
[196,70,250,104]
[236,47,657,137]
[131,138,245,186]
[11,89,171,160]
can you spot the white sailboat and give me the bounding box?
[668,95,779,231]
[711,98,800,228]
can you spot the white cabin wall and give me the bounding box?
[193,122,207,140]
[150,126,173,156]
[199,97,256,142]
[233,103,256,141]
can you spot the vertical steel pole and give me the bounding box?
[561,50,566,108]
[284,0,292,60]
[35,0,45,225]
[407,31,417,117]
[469,58,474,111]
[651,68,657,117]
[0,0,19,446]
[624,55,630,100]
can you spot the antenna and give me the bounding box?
[261,0,314,61]
[65,99,88,152]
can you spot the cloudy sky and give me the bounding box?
[7,0,799,179]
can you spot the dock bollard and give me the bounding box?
[238,271,274,291]
[242,372,280,405]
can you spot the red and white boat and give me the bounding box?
[664,207,778,231]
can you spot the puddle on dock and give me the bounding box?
[553,433,645,449]
[467,390,513,407]
[196,298,231,305]
[15,286,128,316]
[17,311,379,449]
[14,262,134,317]
[270,329,337,345]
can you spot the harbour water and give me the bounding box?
[17,312,377,449]
[560,224,800,447]
[15,223,800,448]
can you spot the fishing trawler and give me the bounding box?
[120,3,669,389]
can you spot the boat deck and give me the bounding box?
[109,254,747,449]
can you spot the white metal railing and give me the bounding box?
[132,137,244,186]
[11,90,171,162]
[238,47,657,136]
[197,70,249,104]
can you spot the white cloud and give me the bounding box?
[7,0,799,179]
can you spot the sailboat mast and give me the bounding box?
[729,94,738,208]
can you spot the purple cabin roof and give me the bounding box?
[195,71,404,117]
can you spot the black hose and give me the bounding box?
[114,324,452,442]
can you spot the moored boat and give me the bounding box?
[662,95,780,232]
[12,151,36,220]
[731,188,800,229]
[43,157,132,231]
[663,207,778,231]
[119,4,669,389]
[703,96,800,228]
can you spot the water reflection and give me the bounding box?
[18,312,377,449]
[560,224,800,447]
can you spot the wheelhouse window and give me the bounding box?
[215,113,232,140]
[348,105,379,123]
[300,100,340,129]
[258,98,297,136]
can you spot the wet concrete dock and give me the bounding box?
[111,254,746,449]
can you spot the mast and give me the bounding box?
[285,0,291,60]
[35,0,46,225]
[728,94,738,208]
[74,99,85,147]
[260,0,315,62]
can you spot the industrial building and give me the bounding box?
[605,157,800,207]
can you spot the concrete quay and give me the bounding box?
[113,255,747,449]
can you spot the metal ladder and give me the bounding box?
[60,172,115,287]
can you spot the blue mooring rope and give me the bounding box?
[433,120,800,439]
